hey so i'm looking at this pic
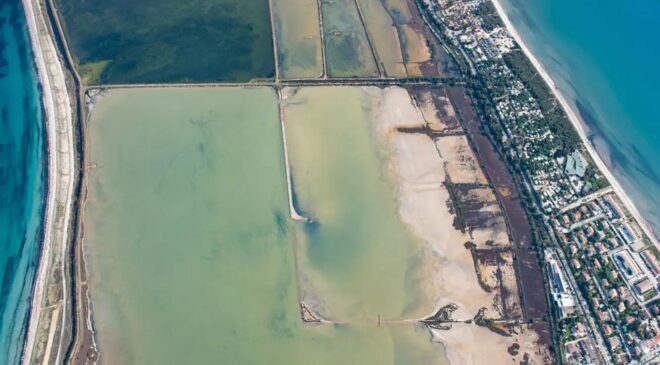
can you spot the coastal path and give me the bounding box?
[84,75,462,92]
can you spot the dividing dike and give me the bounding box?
[267,0,281,81]
[351,0,383,77]
[316,0,328,78]
[277,88,308,222]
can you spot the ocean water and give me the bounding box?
[0,0,46,364]
[498,0,660,237]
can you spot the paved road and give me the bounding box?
[84,76,461,91]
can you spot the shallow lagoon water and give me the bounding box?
[85,87,447,364]
[321,0,378,77]
[356,0,406,77]
[272,0,323,78]
[283,86,433,321]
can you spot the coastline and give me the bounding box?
[491,0,658,246]
[21,0,59,359]
[15,0,653,363]
[20,0,76,363]
[0,3,48,361]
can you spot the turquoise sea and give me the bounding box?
[498,0,660,238]
[0,0,46,363]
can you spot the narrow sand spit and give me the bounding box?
[492,0,658,245]
[21,0,76,363]
[278,88,308,222]
[367,86,547,364]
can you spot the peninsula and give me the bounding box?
[21,0,76,363]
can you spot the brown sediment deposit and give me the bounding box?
[445,87,531,245]
[530,321,554,352]
[399,6,436,76]
[369,86,551,364]
[435,136,488,185]
[422,303,460,330]
[369,86,499,319]
[451,185,508,243]
[407,86,462,131]
[446,86,549,321]
[498,251,524,320]
[396,125,464,137]
[517,323,554,364]
[412,88,448,130]
[469,248,522,320]
[369,0,456,77]
[400,24,431,73]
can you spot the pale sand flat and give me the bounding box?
[368,86,548,364]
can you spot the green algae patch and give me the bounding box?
[84,87,447,365]
[78,60,109,84]
[56,0,275,83]
[272,0,323,79]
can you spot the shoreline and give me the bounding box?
[0,3,49,361]
[21,0,59,359]
[491,0,658,246]
[20,0,76,362]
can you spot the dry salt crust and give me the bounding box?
[368,87,545,364]
[435,136,488,185]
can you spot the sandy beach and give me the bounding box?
[20,0,76,363]
[492,0,658,246]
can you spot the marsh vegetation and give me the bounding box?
[56,0,275,83]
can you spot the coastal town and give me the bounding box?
[424,0,660,363]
